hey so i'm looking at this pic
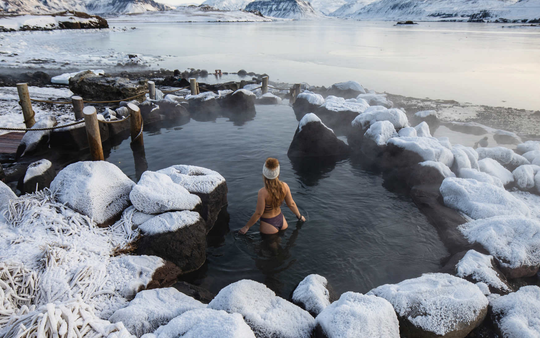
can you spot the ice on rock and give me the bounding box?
[523,150,540,163]
[491,286,540,337]
[23,159,52,184]
[478,158,514,186]
[320,95,369,113]
[476,146,528,167]
[415,110,438,119]
[456,250,511,292]
[352,108,408,130]
[292,274,331,316]
[138,210,201,236]
[513,165,540,190]
[298,113,333,133]
[440,177,530,219]
[356,93,392,107]
[452,144,479,172]
[51,161,135,224]
[438,137,453,150]
[516,140,540,154]
[331,81,366,94]
[459,216,540,270]
[297,91,325,105]
[185,92,218,101]
[157,165,225,194]
[109,287,205,336]
[145,308,256,338]
[363,120,397,146]
[106,255,165,299]
[420,161,455,178]
[414,121,432,138]
[387,137,454,167]
[368,273,488,337]
[130,171,201,214]
[398,127,417,138]
[458,168,504,188]
[208,280,316,338]
[316,292,399,338]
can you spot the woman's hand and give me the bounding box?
[239,226,249,235]
[299,215,306,222]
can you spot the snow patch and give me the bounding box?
[298,113,333,133]
[478,158,514,186]
[491,286,540,337]
[456,250,511,292]
[364,120,397,146]
[387,137,454,167]
[292,274,331,316]
[157,164,225,194]
[138,211,201,236]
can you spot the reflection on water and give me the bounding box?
[107,104,449,298]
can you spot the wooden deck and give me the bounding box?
[0,132,24,154]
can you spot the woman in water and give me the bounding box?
[239,158,305,235]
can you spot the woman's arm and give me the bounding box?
[239,189,266,234]
[284,183,306,222]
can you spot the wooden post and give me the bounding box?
[72,96,84,120]
[148,81,156,100]
[262,76,269,94]
[16,83,35,128]
[190,78,198,95]
[127,103,143,144]
[83,106,104,161]
[290,84,301,104]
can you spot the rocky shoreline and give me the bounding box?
[1,70,540,337]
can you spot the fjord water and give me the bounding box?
[104,19,540,110]
[107,105,448,297]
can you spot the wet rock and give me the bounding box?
[173,281,216,304]
[159,76,190,87]
[368,273,488,338]
[315,292,399,338]
[383,137,454,170]
[292,91,325,120]
[238,69,248,76]
[137,211,207,273]
[407,162,454,188]
[51,161,135,225]
[288,113,350,158]
[220,89,256,113]
[157,165,227,232]
[139,101,162,125]
[209,280,316,338]
[146,260,183,289]
[186,92,220,122]
[20,159,55,194]
[69,71,147,101]
[327,81,366,99]
[292,274,335,317]
[154,99,190,121]
[49,121,109,151]
[109,287,205,337]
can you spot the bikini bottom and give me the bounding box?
[260,212,284,230]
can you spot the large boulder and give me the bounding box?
[368,273,488,338]
[139,101,163,125]
[69,71,147,101]
[383,137,454,170]
[490,286,540,337]
[315,292,399,338]
[20,159,55,193]
[455,250,512,295]
[361,120,398,157]
[209,280,316,338]
[476,147,529,170]
[136,211,207,273]
[256,92,282,105]
[440,177,530,219]
[458,216,540,279]
[451,145,479,173]
[327,81,366,98]
[292,91,325,120]
[129,171,201,215]
[142,308,256,338]
[157,165,227,232]
[512,165,540,191]
[153,99,190,122]
[288,113,350,158]
[186,92,221,121]
[292,274,334,317]
[313,96,368,133]
[220,89,256,112]
[51,161,135,225]
[109,287,205,336]
[352,107,409,131]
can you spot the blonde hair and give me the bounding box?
[263,158,286,209]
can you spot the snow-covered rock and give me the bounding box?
[288,113,350,158]
[51,161,135,224]
[313,96,368,131]
[0,181,17,216]
[452,144,479,172]
[512,165,540,191]
[109,287,205,336]
[107,255,165,300]
[516,140,540,155]
[16,116,57,159]
[21,159,55,193]
[458,168,504,188]
[143,308,256,338]
[328,81,366,98]
[256,92,282,105]
[319,95,369,114]
[459,216,540,278]
[352,108,408,130]
[440,177,530,219]
[130,171,201,215]
[51,69,104,85]
[292,91,325,120]
[478,158,514,186]
[368,273,488,338]
[356,93,392,108]
[414,121,432,138]
[244,0,319,19]
[476,147,529,168]
[420,161,455,178]
[456,250,511,294]
[386,137,454,167]
[522,150,540,164]
[398,127,417,138]
[494,129,521,145]
[292,274,332,317]
[491,286,540,337]
[415,110,438,120]
[316,292,399,338]
[363,120,397,147]
[208,280,316,338]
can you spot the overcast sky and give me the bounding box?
[155,0,204,6]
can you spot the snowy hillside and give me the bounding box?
[308,0,348,15]
[109,6,273,22]
[244,0,320,19]
[330,0,376,18]
[202,0,254,11]
[498,0,540,21]
[0,0,170,15]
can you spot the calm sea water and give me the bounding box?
[107,104,448,297]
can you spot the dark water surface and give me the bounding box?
[107,104,448,297]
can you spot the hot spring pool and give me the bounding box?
[106,103,449,298]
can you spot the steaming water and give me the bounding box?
[107,104,448,297]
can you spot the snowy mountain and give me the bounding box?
[307,0,348,15]
[330,0,376,18]
[498,0,540,21]
[0,0,170,15]
[244,0,320,18]
[202,0,254,10]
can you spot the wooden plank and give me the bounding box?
[0,132,24,154]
